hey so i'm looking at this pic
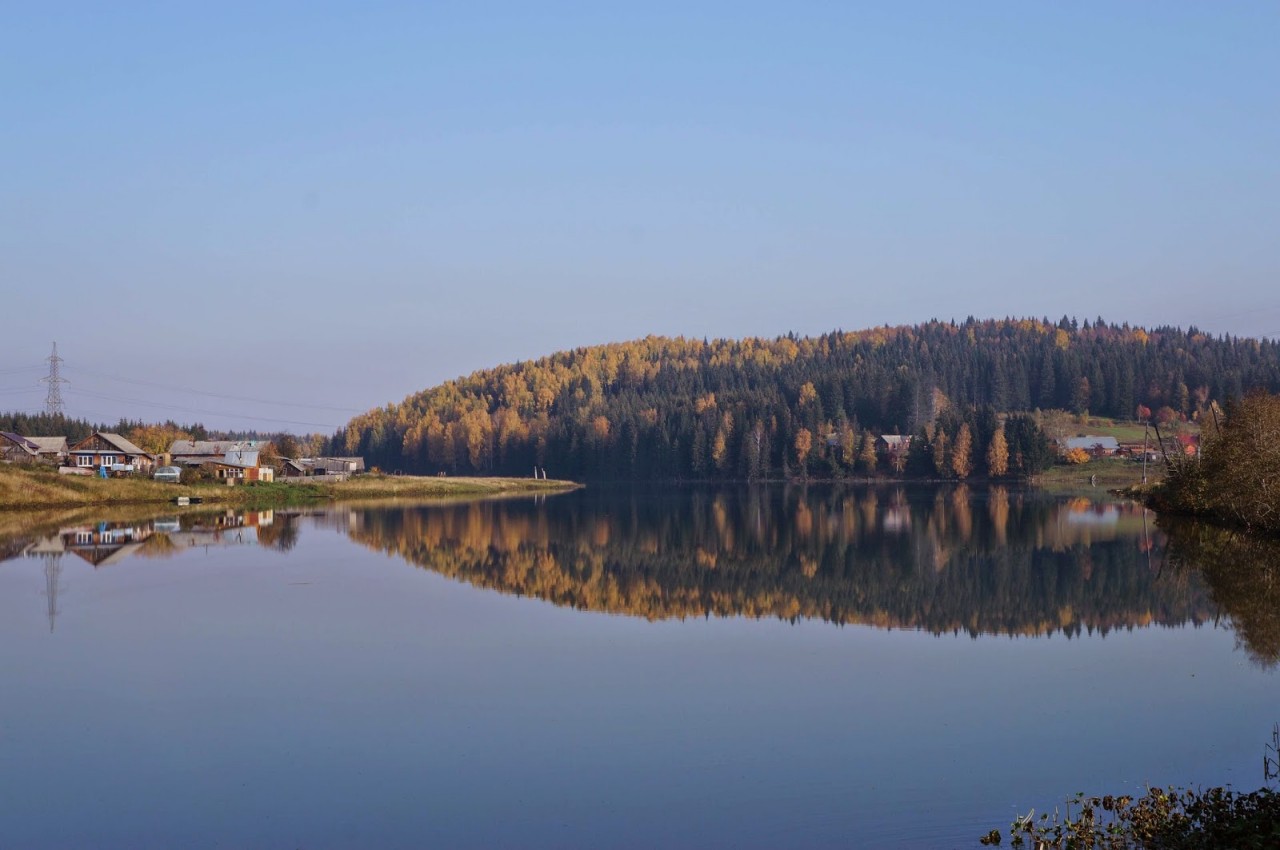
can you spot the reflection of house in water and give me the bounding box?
[309,507,362,534]
[13,511,276,572]
[5,510,287,632]
[881,492,913,534]
[1065,504,1120,527]
[170,510,274,550]
[60,522,155,567]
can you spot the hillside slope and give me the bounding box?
[339,318,1280,479]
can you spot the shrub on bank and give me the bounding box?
[1155,391,1280,533]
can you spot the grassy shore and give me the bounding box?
[1034,456,1158,493]
[0,466,580,510]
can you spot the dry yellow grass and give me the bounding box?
[0,466,579,510]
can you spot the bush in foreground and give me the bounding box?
[981,727,1280,848]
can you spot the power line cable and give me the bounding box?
[69,365,365,413]
[66,387,344,429]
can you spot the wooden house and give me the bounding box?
[26,436,69,462]
[169,439,240,466]
[68,432,154,472]
[0,431,41,463]
[876,434,913,470]
[209,448,275,483]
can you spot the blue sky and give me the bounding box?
[3,2,1278,432]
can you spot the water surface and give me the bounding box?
[1,486,1275,848]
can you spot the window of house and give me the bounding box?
[101,455,116,466]
[76,455,92,467]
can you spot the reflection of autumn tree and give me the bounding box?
[986,426,1009,477]
[951,424,973,479]
[1163,517,1280,667]
[343,488,1213,638]
[988,486,1009,546]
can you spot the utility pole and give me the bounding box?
[41,342,68,416]
[1142,424,1149,485]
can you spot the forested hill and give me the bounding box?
[338,318,1280,479]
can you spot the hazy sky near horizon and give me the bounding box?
[3,2,1279,433]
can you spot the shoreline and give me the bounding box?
[0,467,581,511]
[1,458,1150,511]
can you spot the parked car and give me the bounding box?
[153,466,182,483]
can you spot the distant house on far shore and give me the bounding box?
[281,456,366,480]
[1064,436,1120,457]
[313,457,366,475]
[876,434,913,468]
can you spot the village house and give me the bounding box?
[1064,436,1120,457]
[281,458,309,478]
[876,434,913,469]
[167,439,276,482]
[0,431,41,463]
[312,457,365,475]
[26,436,69,462]
[208,447,275,483]
[168,439,264,466]
[282,456,366,480]
[67,432,154,473]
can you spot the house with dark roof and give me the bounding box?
[876,434,913,470]
[0,431,41,463]
[169,439,239,465]
[68,432,154,472]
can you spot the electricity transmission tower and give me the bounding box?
[41,341,68,416]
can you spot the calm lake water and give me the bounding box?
[1,485,1277,849]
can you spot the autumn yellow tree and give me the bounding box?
[986,426,1009,477]
[712,411,734,472]
[858,431,878,474]
[794,428,813,471]
[932,429,949,477]
[951,423,973,479]
[126,423,193,456]
[838,422,857,469]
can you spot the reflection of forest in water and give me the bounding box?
[1161,517,1280,667]
[5,489,1276,662]
[344,486,1219,640]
